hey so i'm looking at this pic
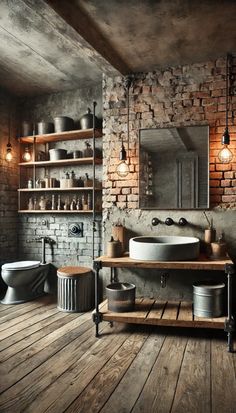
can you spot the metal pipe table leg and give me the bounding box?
[224,263,235,352]
[93,260,103,337]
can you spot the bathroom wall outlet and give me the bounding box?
[68,222,83,237]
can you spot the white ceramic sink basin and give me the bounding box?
[129,236,200,261]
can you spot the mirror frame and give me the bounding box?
[138,125,210,210]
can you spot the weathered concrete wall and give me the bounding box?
[18,83,103,269]
[102,58,236,300]
[0,88,19,265]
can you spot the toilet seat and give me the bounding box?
[2,261,41,271]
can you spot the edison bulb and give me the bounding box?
[218,145,233,164]
[5,149,13,162]
[116,160,130,177]
[22,147,31,162]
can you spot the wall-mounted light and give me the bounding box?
[116,75,132,177]
[218,54,233,164]
[22,146,31,162]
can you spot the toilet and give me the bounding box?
[1,261,50,304]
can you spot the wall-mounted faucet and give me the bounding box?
[151,217,160,226]
[178,217,188,226]
[27,236,55,264]
[165,217,174,226]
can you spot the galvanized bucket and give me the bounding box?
[106,282,136,312]
[193,281,225,318]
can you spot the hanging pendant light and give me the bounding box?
[218,54,233,164]
[116,76,132,177]
[5,112,12,162]
[116,139,129,177]
[5,142,13,162]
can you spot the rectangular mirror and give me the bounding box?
[139,125,209,210]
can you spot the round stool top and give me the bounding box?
[57,266,92,277]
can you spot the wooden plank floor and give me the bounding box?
[0,295,235,413]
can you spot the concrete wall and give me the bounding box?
[102,58,236,300]
[18,83,103,269]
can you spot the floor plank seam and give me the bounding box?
[129,332,167,413]
[169,336,188,413]
[64,330,136,413]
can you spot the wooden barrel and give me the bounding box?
[57,266,94,312]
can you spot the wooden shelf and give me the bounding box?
[19,128,102,144]
[99,298,226,330]
[18,209,98,214]
[18,187,101,192]
[95,254,233,271]
[18,157,102,167]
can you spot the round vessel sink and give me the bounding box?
[129,236,200,261]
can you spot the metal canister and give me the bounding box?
[106,282,136,312]
[193,281,225,317]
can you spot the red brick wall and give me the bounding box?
[103,57,236,209]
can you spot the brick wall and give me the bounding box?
[0,88,19,264]
[103,57,236,210]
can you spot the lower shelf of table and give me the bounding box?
[98,298,226,329]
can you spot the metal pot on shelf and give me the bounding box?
[37,121,54,135]
[49,149,67,161]
[79,108,99,130]
[53,116,74,132]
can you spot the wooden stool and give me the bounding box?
[57,266,94,312]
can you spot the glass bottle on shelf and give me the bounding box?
[57,195,61,210]
[28,197,33,210]
[88,193,92,210]
[70,197,76,210]
[39,196,46,210]
[82,194,88,210]
[33,197,38,210]
[64,197,69,210]
[51,194,55,210]
[76,196,82,210]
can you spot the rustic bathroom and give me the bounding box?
[0,1,236,412]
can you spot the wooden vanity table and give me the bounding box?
[93,255,235,352]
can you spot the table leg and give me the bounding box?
[224,263,235,352]
[93,260,103,337]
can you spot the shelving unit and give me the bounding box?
[93,254,235,352]
[18,116,102,214]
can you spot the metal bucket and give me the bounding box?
[106,282,136,312]
[37,121,54,135]
[193,281,225,318]
[54,116,74,132]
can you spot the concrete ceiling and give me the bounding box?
[0,0,236,96]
